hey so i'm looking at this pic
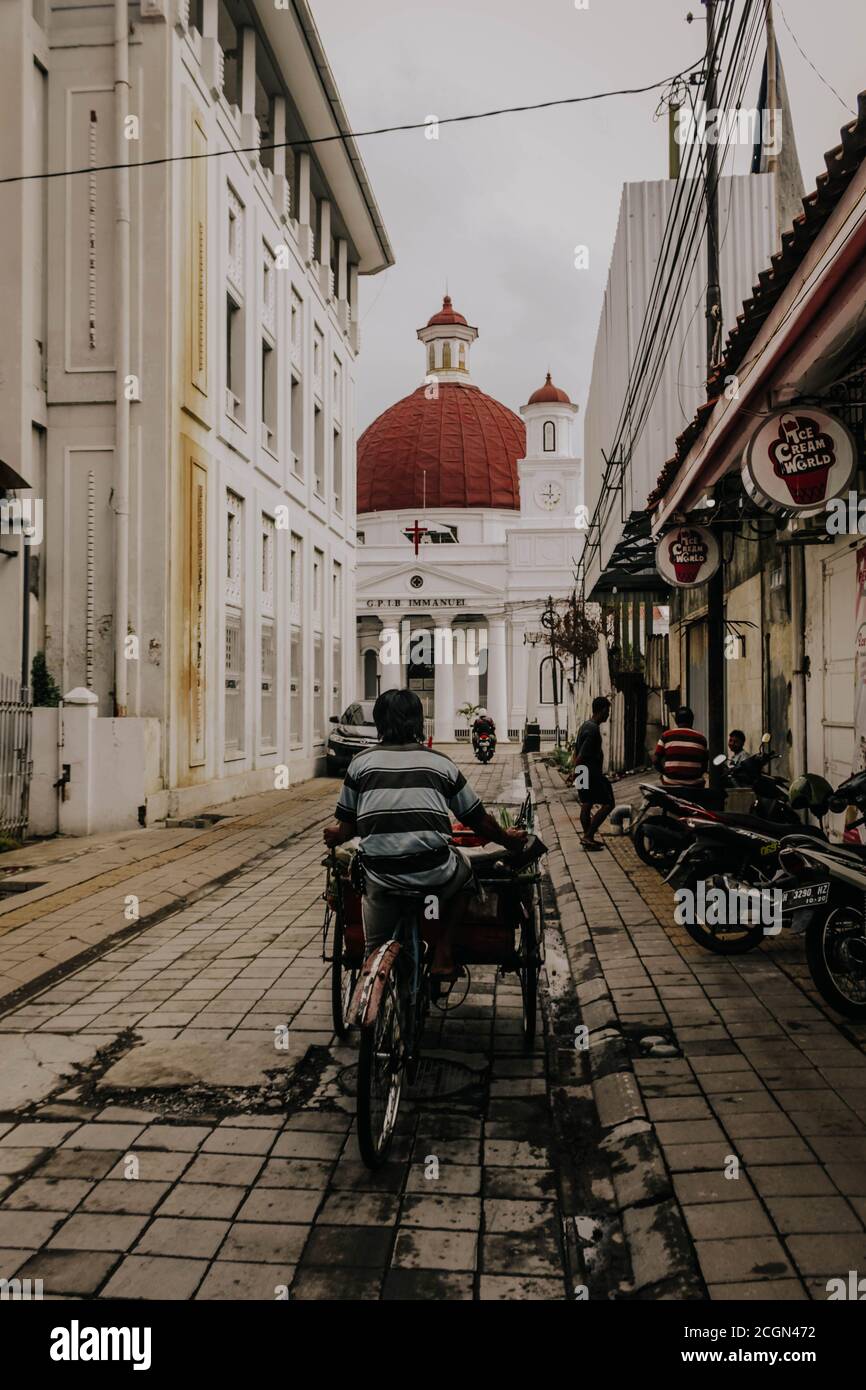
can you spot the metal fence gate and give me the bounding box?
[0,672,32,841]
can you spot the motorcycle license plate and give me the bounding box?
[781,882,830,910]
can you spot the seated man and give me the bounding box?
[323,689,525,979]
[472,708,496,747]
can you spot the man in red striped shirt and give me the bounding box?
[653,706,709,788]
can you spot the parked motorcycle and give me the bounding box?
[665,813,824,955]
[632,735,797,873]
[473,731,496,763]
[776,769,866,1018]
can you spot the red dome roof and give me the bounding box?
[426,295,469,328]
[527,372,571,405]
[357,383,525,513]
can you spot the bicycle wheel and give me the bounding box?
[518,885,540,1047]
[357,969,405,1169]
[329,903,359,1039]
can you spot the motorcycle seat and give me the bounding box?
[720,813,824,837]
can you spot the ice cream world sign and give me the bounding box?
[655,525,721,588]
[742,407,856,515]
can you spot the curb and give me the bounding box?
[531,758,706,1300]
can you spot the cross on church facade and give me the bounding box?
[406,519,428,555]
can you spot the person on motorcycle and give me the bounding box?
[653,706,709,789]
[727,729,749,768]
[472,709,496,749]
[323,689,526,979]
[568,695,614,851]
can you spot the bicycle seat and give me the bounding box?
[463,836,547,875]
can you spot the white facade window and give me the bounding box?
[224,489,244,756]
[332,636,342,720]
[224,611,244,755]
[333,427,342,514]
[291,373,303,475]
[225,490,243,604]
[290,533,302,624]
[291,289,302,357]
[332,355,342,414]
[313,548,323,621]
[260,619,277,751]
[332,560,342,622]
[289,531,303,748]
[313,634,324,743]
[543,420,556,452]
[314,404,324,497]
[261,514,275,616]
[313,326,323,383]
[225,186,245,423]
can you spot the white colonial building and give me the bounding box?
[0,0,392,833]
[355,298,583,742]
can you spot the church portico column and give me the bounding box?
[486,614,509,742]
[432,614,455,744]
[378,616,403,692]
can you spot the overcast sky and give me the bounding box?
[311,0,865,438]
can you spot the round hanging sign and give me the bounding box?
[655,524,721,588]
[742,406,856,515]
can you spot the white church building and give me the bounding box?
[355,298,584,742]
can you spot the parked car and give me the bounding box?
[326,700,379,775]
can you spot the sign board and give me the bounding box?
[655,524,721,588]
[742,407,857,515]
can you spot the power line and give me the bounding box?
[777,4,857,116]
[0,61,704,187]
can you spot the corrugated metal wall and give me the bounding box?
[583,174,777,585]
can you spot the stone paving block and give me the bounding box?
[3,1178,93,1212]
[181,1153,267,1187]
[0,1209,64,1248]
[195,1261,295,1300]
[397,1193,480,1231]
[290,1268,382,1300]
[314,1192,398,1227]
[478,1274,566,1300]
[708,1279,808,1301]
[47,1212,149,1252]
[482,1167,557,1200]
[673,1171,757,1205]
[62,1123,146,1151]
[392,1227,477,1273]
[765,1196,863,1235]
[683,1200,774,1241]
[302,1224,391,1268]
[383,1269,474,1300]
[257,1159,332,1190]
[786,1233,866,1280]
[750,1167,839,1200]
[101,1254,208,1300]
[80,1181,170,1215]
[695,1235,795,1284]
[15,1247,118,1296]
[106,1151,192,1183]
[157,1184,246,1220]
[135,1217,229,1260]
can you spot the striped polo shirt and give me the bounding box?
[335,743,483,891]
[654,725,709,787]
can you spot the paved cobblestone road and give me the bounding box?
[3,750,866,1301]
[0,751,575,1301]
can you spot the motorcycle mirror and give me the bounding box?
[761,732,771,746]
[828,795,849,814]
[712,753,727,767]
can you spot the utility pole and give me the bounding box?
[541,595,562,747]
[704,0,726,777]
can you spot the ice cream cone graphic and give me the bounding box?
[768,413,836,506]
[668,528,706,585]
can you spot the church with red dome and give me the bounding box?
[355,297,584,742]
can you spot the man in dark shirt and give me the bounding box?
[569,695,613,851]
